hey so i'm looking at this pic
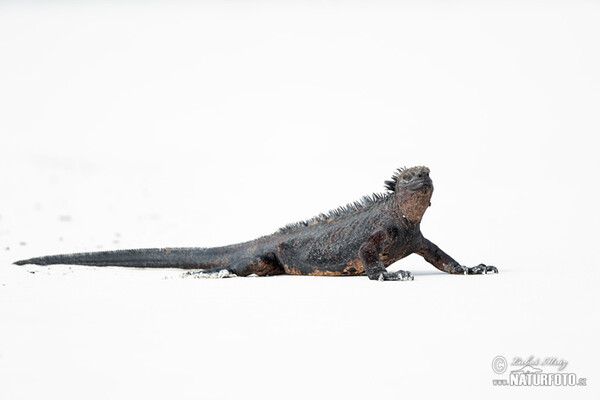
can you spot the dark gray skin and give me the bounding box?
[14,166,497,280]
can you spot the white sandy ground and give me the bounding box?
[1,157,598,400]
[1,1,599,399]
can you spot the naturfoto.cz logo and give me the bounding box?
[491,355,587,387]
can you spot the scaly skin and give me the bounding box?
[14,166,497,280]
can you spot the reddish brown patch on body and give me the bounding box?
[398,186,433,224]
[284,265,303,275]
[342,258,364,275]
[289,259,364,276]
[244,255,285,276]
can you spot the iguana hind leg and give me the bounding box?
[185,252,284,279]
[185,265,234,279]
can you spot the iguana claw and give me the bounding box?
[377,270,414,281]
[453,264,498,275]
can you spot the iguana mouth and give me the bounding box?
[405,176,433,191]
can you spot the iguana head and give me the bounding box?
[385,166,432,192]
[385,166,433,223]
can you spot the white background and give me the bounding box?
[1,1,598,399]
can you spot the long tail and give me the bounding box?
[13,246,240,269]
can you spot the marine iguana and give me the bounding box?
[14,166,497,281]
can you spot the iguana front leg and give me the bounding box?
[359,230,413,281]
[416,237,497,275]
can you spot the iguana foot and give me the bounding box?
[447,263,498,275]
[467,264,498,274]
[183,268,237,279]
[377,270,414,281]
